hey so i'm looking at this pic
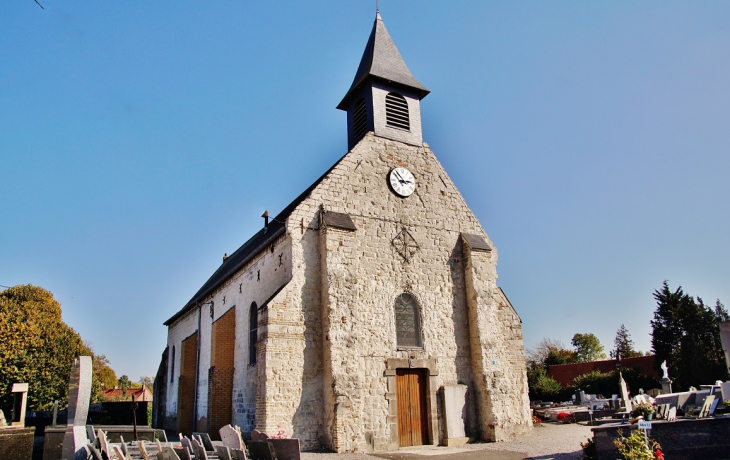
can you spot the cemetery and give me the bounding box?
[529,322,730,460]
[0,356,304,460]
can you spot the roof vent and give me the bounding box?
[223,253,228,262]
[262,210,269,227]
[385,92,410,131]
[353,98,368,141]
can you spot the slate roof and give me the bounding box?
[164,152,348,326]
[321,211,357,231]
[337,12,429,110]
[461,233,492,252]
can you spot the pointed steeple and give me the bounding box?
[338,13,429,149]
[338,13,429,110]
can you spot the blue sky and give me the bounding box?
[2,1,729,381]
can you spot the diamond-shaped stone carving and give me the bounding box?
[392,227,420,263]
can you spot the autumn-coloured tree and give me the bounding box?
[0,284,91,412]
[0,284,118,412]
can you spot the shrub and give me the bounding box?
[614,429,663,460]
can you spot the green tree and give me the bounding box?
[610,324,641,359]
[650,281,729,390]
[138,376,153,391]
[0,285,91,412]
[571,333,607,362]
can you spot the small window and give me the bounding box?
[353,98,368,141]
[249,302,258,365]
[170,346,175,383]
[385,92,410,131]
[395,293,422,348]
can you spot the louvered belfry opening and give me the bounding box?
[353,97,368,141]
[385,92,410,131]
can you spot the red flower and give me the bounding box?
[655,449,664,460]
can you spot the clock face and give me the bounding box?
[389,167,416,197]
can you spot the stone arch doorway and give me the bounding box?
[396,368,429,446]
[385,358,438,448]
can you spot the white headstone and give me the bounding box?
[219,424,245,450]
[619,372,632,413]
[442,385,468,445]
[61,356,94,460]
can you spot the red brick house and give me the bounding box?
[101,387,153,402]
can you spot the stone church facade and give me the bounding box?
[155,13,532,452]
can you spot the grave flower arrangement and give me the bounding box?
[631,402,655,420]
[270,424,290,439]
[614,429,663,460]
[556,412,576,423]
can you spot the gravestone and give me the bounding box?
[112,444,128,460]
[61,356,94,460]
[137,441,149,459]
[52,401,58,427]
[619,373,632,413]
[215,445,233,460]
[247,441,276,460]
[220,424,245,450]
[698,395,715,418]
[0,410,6,427]
[442,384,469,446]
[10,383,28,426]
[269,438,301,460]
[193,431,215,451]
[173,446,192,460]
[157,446,182,460]
[230,448,246,460]
[710,398,719,415]
[251,429,269,441]
[86,444,104,460]
[191,438,208,460]
[157,429,168,443]
[666,406,677,422]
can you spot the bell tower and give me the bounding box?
[337,13,430,150]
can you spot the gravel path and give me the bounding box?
[301,423,593,460]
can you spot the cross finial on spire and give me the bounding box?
[376,0,379,14]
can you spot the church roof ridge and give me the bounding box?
[337,12,429,110]
[163,149,351,326]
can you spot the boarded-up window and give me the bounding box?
[249,302,258,365]
[395,293,422,348]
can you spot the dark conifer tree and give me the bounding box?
[650,281,729,390]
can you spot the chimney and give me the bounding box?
[262,210,269,227]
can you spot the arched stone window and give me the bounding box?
[353,97,368,141]
[170,345,175,383]
[249,302,258,366]
[385,92,410,131]
[394,293,422,348]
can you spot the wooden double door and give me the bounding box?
[396,368,429,447]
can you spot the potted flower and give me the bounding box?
[631,402,655,420]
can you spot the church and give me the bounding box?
[154,12,532,452]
